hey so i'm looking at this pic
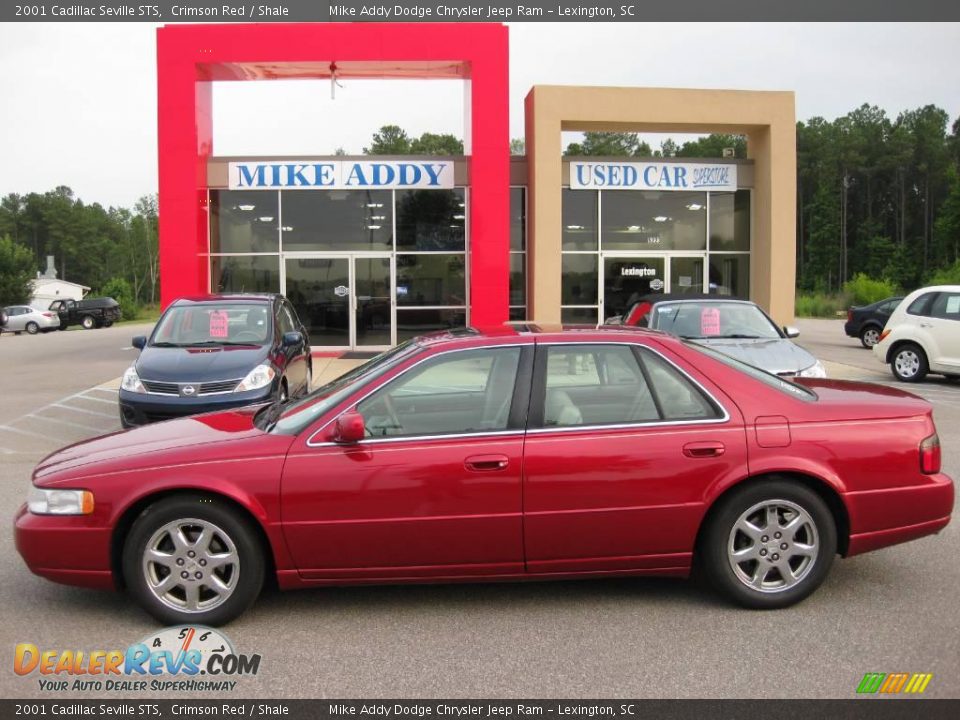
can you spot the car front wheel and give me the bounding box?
[699,480,836,609]
[81,315,96,330]
[122,495,265,625]
[859,325,880,348]
[891,343,928,382]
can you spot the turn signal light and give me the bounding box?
[920,434,941,474]
[879,329,891,342]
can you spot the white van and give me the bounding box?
[873,285,960,382]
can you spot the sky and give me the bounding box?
[0,22,958,209]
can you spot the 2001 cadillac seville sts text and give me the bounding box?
[14,327,954,625]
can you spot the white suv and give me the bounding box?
[873,285,960,382]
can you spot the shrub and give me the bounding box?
[842,273,899,306]
[795,292,849,318]
[928,260,960,286]
[99,277,139,320]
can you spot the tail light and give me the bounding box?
[42,312,55,318]
[879,329,891,343]
[920,434,941,474]
[847,309,853,323]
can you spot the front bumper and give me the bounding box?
[14,504,115,590]
[119,385,274,426]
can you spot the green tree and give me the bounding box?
[100,277,138,320]
[676,134,747,159]
[409,132,463,155]
[0,234,36,306]
[510,138,525,156]
[565,132,651,157]
[363,125,411,154]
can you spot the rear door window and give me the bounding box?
[929,293,960,321]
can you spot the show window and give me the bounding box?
[210,255,280,294]
[210,191,279,254]
[396,189,466,251]
[601,191,707,252]
[281,190,393,252]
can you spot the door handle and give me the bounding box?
[465,454,510,471]
[682,442,725,458]
[919,322,932,328]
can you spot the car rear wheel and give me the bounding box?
[859,325,880,348]
[81,315,96,330]
[122,495,265,625]
[699,480,836,609]
[891,343,928,383]
[25,321,39,335]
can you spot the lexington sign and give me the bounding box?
[228,160,455,190]
[570,161,738,192]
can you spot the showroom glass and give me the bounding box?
[210,255,280,294]
[284,256,349,345]
[602,257,665,320]
[709,191,751,252]
[708,254,749,298]
[357,347,522,438]
[281,190,393,252]
[510,187,527,320]
[396,189,465,251]
[210,191,279,253]
[562,189,598,251]
[151,304,271,346]
[601,191,707,251]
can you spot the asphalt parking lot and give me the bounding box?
[0,319,957,698]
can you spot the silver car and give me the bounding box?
[606,295,826,378]
[1,305,61,334]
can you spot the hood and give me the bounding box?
[32,405,291,486]
[696,337,817,375]
[136,344,271,383]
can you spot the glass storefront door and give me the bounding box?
[284,254,394,349]
[601,254,707,322]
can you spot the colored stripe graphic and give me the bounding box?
[857,672,932,694]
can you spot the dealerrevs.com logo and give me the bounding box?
[856,672,933,695]
[14,626,260,693]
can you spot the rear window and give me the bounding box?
[685,341,817,401]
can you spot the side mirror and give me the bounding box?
[282,331,303,347]
[333,411,366,443]
[784,326,800,338]
[132,336,147,350]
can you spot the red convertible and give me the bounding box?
[15,327,954,625]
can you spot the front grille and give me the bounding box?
[199,380,241,395]
[141,380,179,395]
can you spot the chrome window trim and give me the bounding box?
[304,343,527,447]
[531,341,730,431]
[304,338,729,448]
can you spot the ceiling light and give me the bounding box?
[365,203,383,208]
[653,216,668,223]
[282,226,293,232]
[370,215,386,220]
[237,204,255,211]
[566,224,584,230]
[627,225,640,231]
[366,225,382,230]
[685,203,703,211]
[452,214,465,220]
[258,216,274,222]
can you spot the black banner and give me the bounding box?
[2,0,959,22]
[2,700,960,720]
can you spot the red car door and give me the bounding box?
[281,344,532,579]
[522,340,748,574]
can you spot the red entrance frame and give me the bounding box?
[156,23,510,328]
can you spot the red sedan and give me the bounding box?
[15,327,954,625]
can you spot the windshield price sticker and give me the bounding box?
[701,307,721,336]
[209,311,229,338]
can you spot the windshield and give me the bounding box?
[265,339,424,435]
[151,303,272,347]
[685,341,816,400]
[652,302,781,340]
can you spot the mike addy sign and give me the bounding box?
[570,161,738,192]
[228,160,454,190]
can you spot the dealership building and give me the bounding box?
[157,23,795,351]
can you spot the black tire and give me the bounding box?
[122,494,265,626]
[699,479,836,609]
[103,321,114,327]
[859,325,881,349]
[890,343,928,383]
[81,315,96,330]
[58,325,68,331]
[25,322,39,335]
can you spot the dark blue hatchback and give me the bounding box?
[119,294,312,427]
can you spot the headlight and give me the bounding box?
[27,488,95,515]
[235,363,276,392]
[121,365,145,393]
[798,360,827,378]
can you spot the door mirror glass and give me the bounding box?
[282,331,303,347]
[334,411,366,443]
[132,336,147,350]
[783,326,800,338]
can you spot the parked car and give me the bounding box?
[49,297,121,330]
[119,294,312,428]
[844,296,903,348]
[1,305,60,334]
[873,285,960,382]
[605,294,826,378]
[16,326,953,625]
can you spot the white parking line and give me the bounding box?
[74,393,117,405]
[53,403,116,419]
[26,414,106,432]
[88,387,119,396]
[0,424,52,440]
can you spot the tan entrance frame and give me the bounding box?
[524,86,796,324]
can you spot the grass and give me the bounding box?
[116,304,161,326]
[795,293,849,318]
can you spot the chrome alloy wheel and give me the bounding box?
[727,499,819,593]
[141,518,240,613]
[862,328,880,347]
[894,349,921,378]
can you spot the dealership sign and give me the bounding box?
[228,161,454,190]
[570,161,738,192]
